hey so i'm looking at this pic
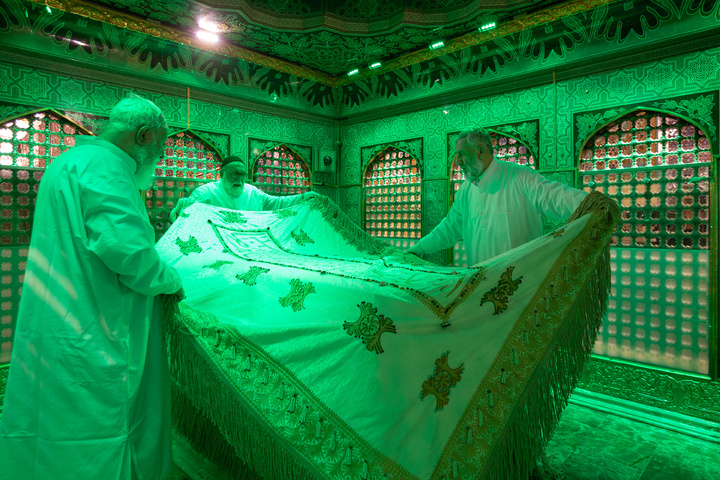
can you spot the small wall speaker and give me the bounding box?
[317,150,337,173]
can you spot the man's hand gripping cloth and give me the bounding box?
[159,193,619,480]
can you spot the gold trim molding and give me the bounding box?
[31,0,624,87]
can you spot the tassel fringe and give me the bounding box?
[162,193,619,480]
[481,193,618,480]
[163,300,319,480]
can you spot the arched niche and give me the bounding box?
[146,129,224,240]
[362,145,423,250]
[250,143,312,196]
[578,108,713,376]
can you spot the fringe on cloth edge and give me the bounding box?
[480,191,619,480]
[162,191,619,480]
[162,296,322,480]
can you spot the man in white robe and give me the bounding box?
[170,155,319,221]
[0,96,183,480]
[408,128,587,265]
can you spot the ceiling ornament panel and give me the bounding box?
[93,0,555,33]
[39,0,335,84]
[337,0,720,108]
[10,0,719,112]
[33,0,623,81]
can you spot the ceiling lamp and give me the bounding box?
[369,62,382,69]
[479,17,498,32]
[347,68,360,76]
[429,41,445,50]
[197,30,219,42]
[197,18,220,42]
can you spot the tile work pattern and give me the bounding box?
[169,404,720,480]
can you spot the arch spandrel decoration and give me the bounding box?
[577,106,715,377]
[446,128,537,267]
[362,145,423,250]
[0,108,93,364]
[147,129,224,241]
[249,142,312,196]
[360,138,423,172]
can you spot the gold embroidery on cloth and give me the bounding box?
[236,266,271,286]
[218,210,247,224]
[343,302,397,354]
[176,235,202,255]
[480,266,523,314]
[421,352,464,411]
[176,306,416,480]
[433,210,614,479]
[278,279,316,311]
[203,260,234,270]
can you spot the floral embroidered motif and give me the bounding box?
[203,260,233,270]
[236,266,270,286]
[549,229,565,238]
[421,352,464,411]
[278,279,316,312]
[274,208,297,219]
[343,302,397,354]
[218,211,247,224]
[176,236,202,255]
[480,266,523,315]
[291,229,315,246]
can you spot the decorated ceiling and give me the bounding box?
[75,0,563,76]
[2,0,719,115]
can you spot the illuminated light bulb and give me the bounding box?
[347,68,359,76]
[197,30,219,42]
[369,62,382,69]
[429,41,445,50]
[198,18,220,33]
[479,22,497,32]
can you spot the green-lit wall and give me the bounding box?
[334,46,720,422]
[0,55,338,371]
[1,1,719,424]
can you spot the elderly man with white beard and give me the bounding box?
[0,96,184,480]
[169,155,322,222]
[408,128,587,265]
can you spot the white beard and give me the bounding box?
[132,144,158,190]
[464,162,484,184]
[134,162,155,190]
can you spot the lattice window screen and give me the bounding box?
[0,110,92,364]
[251,145,311,196]
[363,147,422,249]
[450,132,536,267]
[579,110,712,375]
[146,130,222,241]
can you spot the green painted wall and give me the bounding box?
[336,46,720,258]
[0,4,718,423]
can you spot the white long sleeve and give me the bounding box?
[414,160,586,265]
